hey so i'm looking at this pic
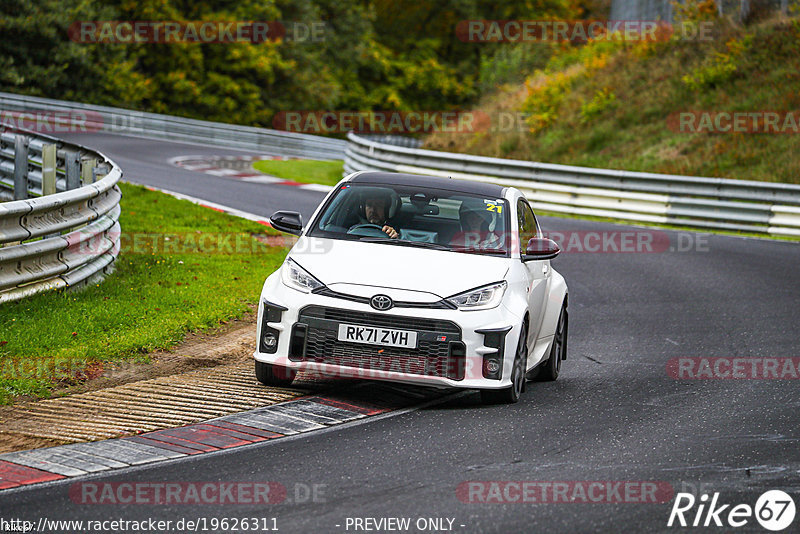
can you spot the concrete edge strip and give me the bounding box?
[0,386,451,491]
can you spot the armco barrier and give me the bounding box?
[0,91,346,161]
[344,133,800,237]
[0,128,121,303]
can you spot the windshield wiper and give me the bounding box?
[360,237,449,250]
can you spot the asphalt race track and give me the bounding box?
[2,133,798,533]
[58,132,326,220]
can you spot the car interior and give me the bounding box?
[315,185,505,249]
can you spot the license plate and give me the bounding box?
[337,323,418,349]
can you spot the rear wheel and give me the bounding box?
[255,360,297,387]
[481,322,527,404]
[534,302,567,382]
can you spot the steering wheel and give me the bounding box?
[346,223,390,238]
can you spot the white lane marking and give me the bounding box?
[205,168,243,176]
[242,176,283,184]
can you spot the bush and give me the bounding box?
[681,35,751,91]
[580,87,617,123]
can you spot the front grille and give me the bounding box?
[291,306,464,380]
[299,306,460,333]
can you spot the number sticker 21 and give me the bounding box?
[486,203,503,213]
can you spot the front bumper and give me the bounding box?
[254,273,524,390]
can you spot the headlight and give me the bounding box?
[281,258,324,293]
[446,281,507,311]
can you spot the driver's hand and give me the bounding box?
[382,226,399,239]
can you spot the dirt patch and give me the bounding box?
[0,434,65,454]
[0,311,262,453]
[52,312,254,399]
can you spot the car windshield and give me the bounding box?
[308,183,510,256]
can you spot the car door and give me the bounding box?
[517,198,549,357]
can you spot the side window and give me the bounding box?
[517,199,538,254]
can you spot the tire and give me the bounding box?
[534,302,567,382]
[255,360,297,387]
[480,322,527,404]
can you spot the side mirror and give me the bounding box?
[269,211,303,236]
[522,237,560,261]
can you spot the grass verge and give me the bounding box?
[252,159,344,186]
[0,182,289,404]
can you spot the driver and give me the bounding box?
[354,191,399,239]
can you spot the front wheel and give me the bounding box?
[480,322,527,404]
[534,301,567,382]
[255,360,297,387]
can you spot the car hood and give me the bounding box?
[288,236,509,300]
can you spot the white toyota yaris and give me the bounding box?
[255,171,568,403]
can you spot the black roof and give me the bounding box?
[349,171,506,197]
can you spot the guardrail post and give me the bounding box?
[13,135,29,200]
[81,157,97,185]
[92,163,111,185]
[41,143,57,196]
[65,152,81,190]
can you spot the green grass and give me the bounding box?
[0,183,290,404]
[423,17,800,184]
[252,159,344,186]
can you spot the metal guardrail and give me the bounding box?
[344,133,800,237]
[0,128,121,303]
[0,92,346,161]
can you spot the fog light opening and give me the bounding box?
[477,326,512,380]
[262,333,278,349]
[485,358,501,374]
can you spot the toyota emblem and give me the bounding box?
[370,294,393,311]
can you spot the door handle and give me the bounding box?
[542,264,549,275]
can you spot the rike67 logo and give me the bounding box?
[668,490,796,531]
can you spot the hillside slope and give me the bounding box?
[424,17,800,184]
